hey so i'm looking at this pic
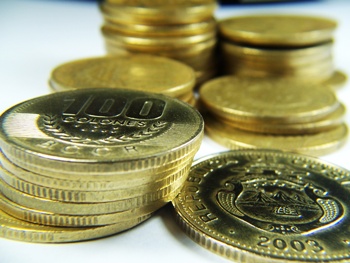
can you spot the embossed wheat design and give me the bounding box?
[42,114,168,145]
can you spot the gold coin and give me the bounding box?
[199,76,339,124]
[219,14,337,47]
[100,0,217,25]
[221,41,333,65]
[0,207,150,243]
[49,55,195,97]
[322,70,348,90]
[219,103,346,135]
[103,17,216,37]
[173,149,350,262]
[0,172,187,215]
[105,37,217,58]
[0,88,204,176]
[0,158,191,202]
[102,26,216,50]
[204,114,348,156]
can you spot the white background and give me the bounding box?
[0,0,350,262]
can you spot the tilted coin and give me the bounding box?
[205,114,348,156]
[218,14,337,47]
[49,55,195,98]
[0,88,204,176]
[173,150,350,262]
[0,207,150,243]
[199,76,340,124]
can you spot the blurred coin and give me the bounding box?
[219,14,337,47]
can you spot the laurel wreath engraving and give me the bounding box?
[41,114,169,145]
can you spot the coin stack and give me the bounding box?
[99,0,219,85]
[49,54,197,106]
[0,88,204,243]
[199,76,348,156]
[218,14,347,88]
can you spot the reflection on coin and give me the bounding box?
[173,150,350,262]
[219,14,337,47]
[323,70,348,90]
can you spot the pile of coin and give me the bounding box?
[173,149,350,263]
[218,14,347,88]
[0,88,204,242]
[99,0,219,85]
[49,54,197,105]
[199,76,348,156]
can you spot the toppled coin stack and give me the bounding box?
[199,76,348,156]
[0,88,204,242]
[172,150,350,263]
[99,0,219,85]
[49,54,197,105]
[218,14,347,88]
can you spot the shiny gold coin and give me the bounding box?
[199,76,339,124]
[219,14,337,47]
[0,158,191,202]
[205,114,348,156]
[219,103,346,135]
[173,150,350,262]
[103,17,216,37]
[0,191,159,227]
[102,26,216,50]
[225,59,334,81]
[105,37,217,59]
[0,172,187,215]
[0,207,150,243]
[322,70,348,90]
[100,0,217,25]
[221,40,333,65]
[49,55,195,97]
[0,88,204,176]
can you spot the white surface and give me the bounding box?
[0,0,350,262]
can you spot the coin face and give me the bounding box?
[173,150,350,262]
[50,55,195,97]
[219,14,337,47]
[0,88,203,166]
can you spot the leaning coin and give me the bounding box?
[173,149,350,262]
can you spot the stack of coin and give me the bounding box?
[218,14,347,88]
[49,55,197,106]
[99,0,219,85]
[0,88,204,243]
[173,149,350,263]
[199,76,348,156]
